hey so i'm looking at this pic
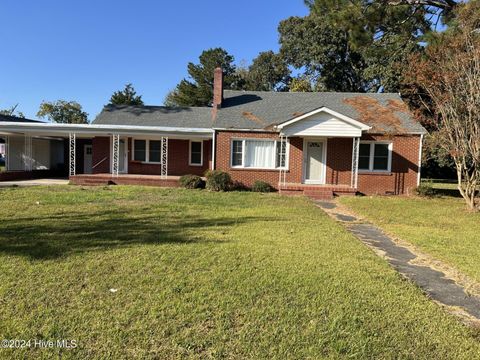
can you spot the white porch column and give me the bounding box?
[161,136,168,179]
[112,134,120,177]
[351,137,360,189]
[24,134,33,171]
[278,134,288,186]
[69,133,76,176]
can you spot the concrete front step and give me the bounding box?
[279,183,356,200]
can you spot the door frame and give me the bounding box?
[302,138,327,184]
[84,144,93,174]
[119,138,128,174]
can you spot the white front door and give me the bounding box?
[84,145,93,174]
[305,140,325,183]
[119,139,127,173]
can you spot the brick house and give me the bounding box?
[0,68,426,196]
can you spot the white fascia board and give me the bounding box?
[0,122,214,137]
[276,107,371,131]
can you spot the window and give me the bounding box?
[134,140,146,162]
[276,141,287,168]
[232,140,243,166]
[149,140,161,163]
[189,141,203,166]
[358,142,392,172]
[132,139,164,163]
[231,139,288,169]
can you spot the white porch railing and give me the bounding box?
[69,133,76,176]
[112,134,120,177]
[351,137,360,189]
[161,137,168,179]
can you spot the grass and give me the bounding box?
[0,186,479,359]
[340,190,480,284]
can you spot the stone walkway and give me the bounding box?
[315,200,480,323]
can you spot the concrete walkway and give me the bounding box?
[315,200,480,323]
[0,178,69,187]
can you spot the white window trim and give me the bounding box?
[189,140,203,166]
[230,138,290,170]
[358,141,393,173]
[132,138,163,164]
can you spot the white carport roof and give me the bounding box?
[0,122,213,139]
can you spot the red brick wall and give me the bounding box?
[326,138,353,186]
[215,131,420,194]
[92,137,211,176]
[215,131,303,188]
[91,132,421,195]
[357,134,420,195]
[127,138,211,176]
[92,137,110,173]
[324,135,421,194]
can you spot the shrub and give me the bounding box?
[205,170,232,191]
[415,181,436,197]
[231,180,250,191]
[251,180,273,193]
[179,174,205,189]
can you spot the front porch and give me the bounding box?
[69,173,181,187]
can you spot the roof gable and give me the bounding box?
[277,107,371,136]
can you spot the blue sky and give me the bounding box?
[0,1,308,121]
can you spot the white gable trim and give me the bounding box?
[276,107,371,131]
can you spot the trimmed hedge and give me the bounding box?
[205,170,232,192]
[252,180,273,193]
[179,175,205,189]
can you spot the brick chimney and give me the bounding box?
[213,67,223,109]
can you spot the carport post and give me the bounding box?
[69,133,76,176]
[4,136,9,171]
[112,134,120,177]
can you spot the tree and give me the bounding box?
[109,83,144,106]
[405,1,480,210]
[289,76,313,92]
[279,0,429,92]
[165,48,241,107]
[0,104,25,118]
[37,100,88,124]
[245,51,290,91]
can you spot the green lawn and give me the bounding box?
[340,194,480,284]
[1,186,480,359]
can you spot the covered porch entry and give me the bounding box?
[0,121,213,184]
[275,107,371,199]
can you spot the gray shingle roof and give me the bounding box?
[93,105,213,129]
[214,90,426,134]
[91,92,425,135]
[0,114,42,123]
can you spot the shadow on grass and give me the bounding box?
[0,209,271,260]
[434,188,462,198]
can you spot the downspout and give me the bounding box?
[417,134,424,187]
[211,130,216,170]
